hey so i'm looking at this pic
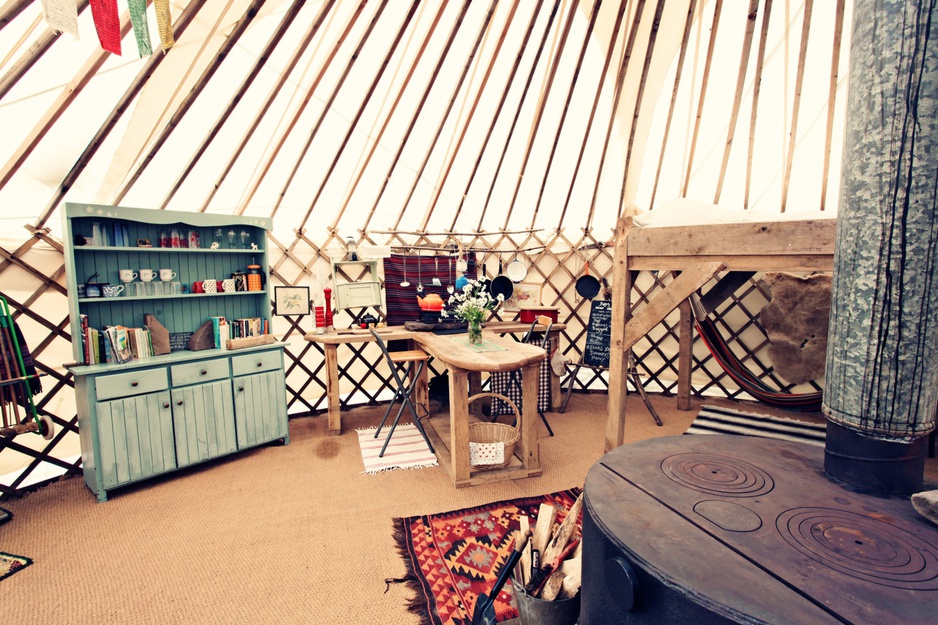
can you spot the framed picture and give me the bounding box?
[502,282,541,311]
[274,286,311,316]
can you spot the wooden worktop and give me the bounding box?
[303,320,564,345]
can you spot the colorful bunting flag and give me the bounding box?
[39,0,79,38]
[89,0,121,55]
[127,0,152,56]
[154,0,175,51]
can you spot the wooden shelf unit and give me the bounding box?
[64,203,289,502]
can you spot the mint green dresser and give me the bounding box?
[64,204,289,502]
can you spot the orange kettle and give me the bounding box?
[417,293,445,311]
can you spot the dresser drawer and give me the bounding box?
[171,357,230,386]
[95,368,169,401]
[232,350,281,376]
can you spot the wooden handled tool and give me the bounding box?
[471,529,531,625]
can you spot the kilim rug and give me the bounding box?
[686,404,827,447]
[1,552,33,581]
[357,423,438,474]
[392,488,582,625]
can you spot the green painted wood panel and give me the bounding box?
[96,391,175,489]
[171,380,236,467]
[234,370,288,448]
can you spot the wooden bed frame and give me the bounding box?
[605,216,837,451]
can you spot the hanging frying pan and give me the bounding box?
[489,258,514,301]
[506,252,527,283]
[575,255,601,300]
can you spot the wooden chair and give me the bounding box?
[369,328,434,457]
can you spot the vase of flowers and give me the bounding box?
[442,278,503,344]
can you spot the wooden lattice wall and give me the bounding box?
[0,223,822,498]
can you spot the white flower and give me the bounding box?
[441,278,502,323]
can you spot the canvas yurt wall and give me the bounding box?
[0,0,849,496]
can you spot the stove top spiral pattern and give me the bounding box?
[660,453,774,497]
[777,507,938,590]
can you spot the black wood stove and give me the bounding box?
[581,435,938,624]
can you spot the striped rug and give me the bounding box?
[357,423,439,474]
[685,405,827,448]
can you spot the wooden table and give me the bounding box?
[304,321,560,486]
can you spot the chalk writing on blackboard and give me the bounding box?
[169,332,193,352]
[583,300,611,368]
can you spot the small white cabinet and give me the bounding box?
[331,259,382,309]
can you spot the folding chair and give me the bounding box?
[491,315,555,436]
[370,328,434,457]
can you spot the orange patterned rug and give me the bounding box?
[392,489,581,625]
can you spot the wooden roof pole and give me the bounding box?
[819,0,846,212]
[648,0,698,210]
[337,1,450,232]
[287,1,421,229]
[618,0,668,219]
[0,2,134,191]
[553,0,628,229]
[273,0,393,221]
[415,0,524,232]
[199,0,337,215]
[680,0,723,197]
[472,0,570,231]
[497,0,581,231]
[744,0,773,210]
[0,0,33,31]
[585,0,646,231]
[526,0,604,230]
[356,0,474,232]
[780,0,814,213]
[0,1,90,100]
[32,0,204,229]
[111,0,268,206]
[388,0,500,231]
[443,0,557,232]
[232,1,367,217]
[713,0,760,204]
[153,0,306,210]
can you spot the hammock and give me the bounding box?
[690,297,822,411]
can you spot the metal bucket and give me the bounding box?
[511,575,580,625]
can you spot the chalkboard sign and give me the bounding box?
[583,299,612,368]
[169,332,193,352]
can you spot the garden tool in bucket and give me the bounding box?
[471,529,530,625]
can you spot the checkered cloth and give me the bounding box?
[489,337,553,416]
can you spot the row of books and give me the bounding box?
[79,315,152,365]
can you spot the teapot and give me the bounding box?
[417,293,445,311]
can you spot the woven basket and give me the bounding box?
[468,422,520,470]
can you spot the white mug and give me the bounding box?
[159,268,177,281]
[203,279,217,294]
[118,269,137,282]
[222,278,236,293]
[139,269,156,282]
[102,284,124,298]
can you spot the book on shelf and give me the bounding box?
[211,316,229,350]
[232,317,267,339]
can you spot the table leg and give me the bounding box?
[449,367,472,483]
[518,362,540,471]
[414,354,429,416]
[324,344,342,436]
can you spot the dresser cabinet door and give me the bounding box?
[171,379,236,467]
[96,391,176,489]
[233,370,288,448]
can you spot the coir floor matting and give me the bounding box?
[392,489,581,625]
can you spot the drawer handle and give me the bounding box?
[176,400,183,406]
[237,386,244,392]
[256,362,263,367]
[163,402,170,409]
[201,369,207,375]
[131,380,139,387]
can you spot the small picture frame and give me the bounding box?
[502,282,541,311]
[274,286,311,316]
